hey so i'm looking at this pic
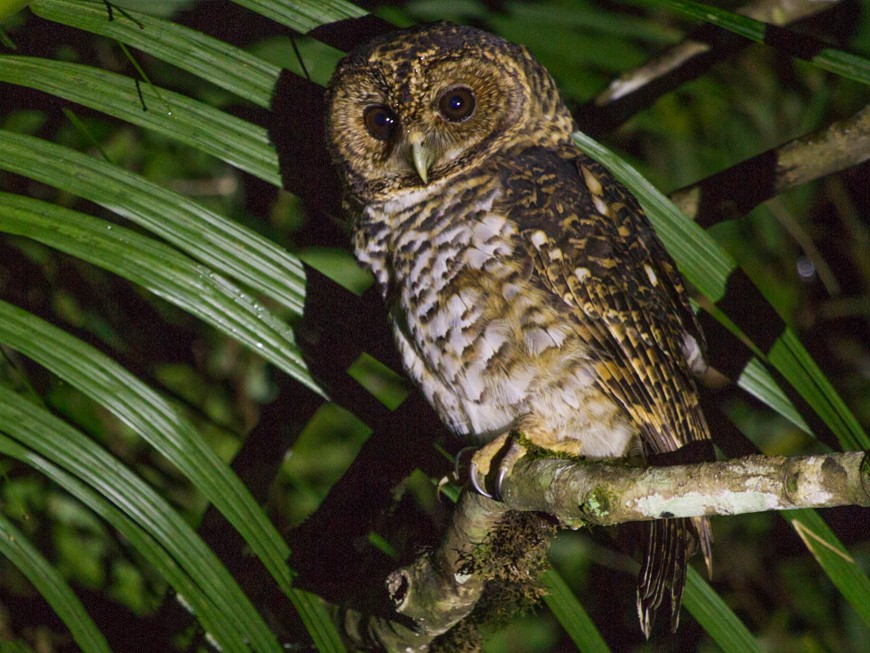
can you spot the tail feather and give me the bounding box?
[693,515,714,578]
[637,516,712,638]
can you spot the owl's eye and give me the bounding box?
[438,86,476,122]
[363,105,398,141]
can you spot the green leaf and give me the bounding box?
[31,0,348,92]
[31,0,281,107]
[231,0,366,33]
[0,301,294,593]
[0,0,29,22]
[0,193,314,392]
[0,511,111,653]
[770,332,869,450]
[684,567,762,653]
[650,0,870,86]
[286,590,348,653]
[0,301,346,652]
[738,358,811,434]
[0,129,306,317]
[0,57,280,185]
[785,510,870,629]
[502,2,682,45]
[31,0,367,65]
[0,640,37,653]
[541,569,611,653]
[0,386,281,653]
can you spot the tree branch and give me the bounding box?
[342,451,869,651]
[338,491,509,652]
[575,0,842,135]
[501,451,870,525]
[670,103,870,226]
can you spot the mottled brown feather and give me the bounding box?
[502,149,713,633]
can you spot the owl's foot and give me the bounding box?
[468,432,526,501]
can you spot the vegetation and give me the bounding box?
[0,1,868,651]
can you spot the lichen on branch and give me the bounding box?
[341,451,868,652]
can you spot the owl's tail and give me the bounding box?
[637,515,713,638]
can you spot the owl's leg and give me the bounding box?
[469,432,527,501]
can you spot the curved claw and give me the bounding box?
[464,432,528,500]
[468,461,493,499]
[435,474,452,501]
[493,464,509,502]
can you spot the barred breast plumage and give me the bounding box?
[354,154,637,458]
[325,20,713,637]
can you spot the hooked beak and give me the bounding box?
[408,131,435,184]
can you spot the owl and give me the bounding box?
[325,22,713,636]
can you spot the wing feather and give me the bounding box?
[512,153,709,456]
[499,147,713,634]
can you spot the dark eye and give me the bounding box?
[438,86,476,122]
[363,105,397,141]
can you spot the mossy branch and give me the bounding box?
[500,451,870,525]
[670,103,870,226]
[341,451,869,651]
[337,491,510,652]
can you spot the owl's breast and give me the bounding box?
[355,178,630,454]
[389,193,524,437]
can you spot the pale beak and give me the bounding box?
[408,131,434,184]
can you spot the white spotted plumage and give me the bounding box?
[356,176,635,456]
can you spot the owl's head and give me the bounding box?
[325,22,575,204]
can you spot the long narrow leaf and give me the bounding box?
[0,301,346,651]
[13,0,341,647]
[31,0,281,107]
[230,0,365,32]
[0,0,30,22]
[31,0,348,95]
[0,638,36,652]
[0,387,284,652]
[287,590,348,653]
[32,0,364,64]
[0,512,111,653]
[0,193,311,391]
[0,431,256,653]
[0,129,306,318]
[683,568,762,653]
[786,509,870,629]
[0,57,280,185]
[651,0,870,86]
[738,358,811,434]
[771,332,868,450]
[0,301,294,593]
[541,569,611,653]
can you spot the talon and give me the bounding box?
[464,432,528,500]
[469,461,493,498]
[491,439,522,501]
[494,464,509,502]
[454,446,477,479]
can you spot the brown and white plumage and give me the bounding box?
[325,21,713,635]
